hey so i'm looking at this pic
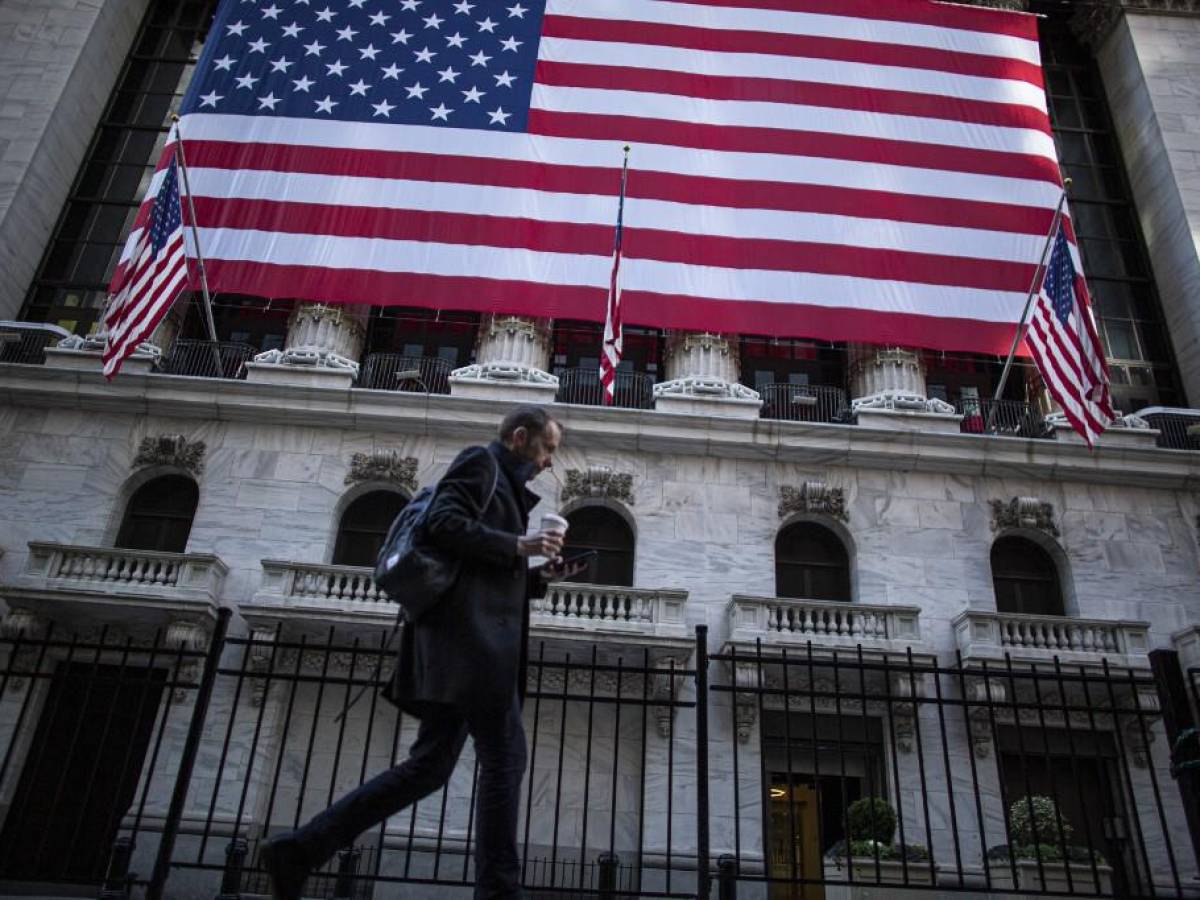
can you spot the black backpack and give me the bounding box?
[373,450,499,623]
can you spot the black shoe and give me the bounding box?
[260,834,309,900]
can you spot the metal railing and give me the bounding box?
[555,367,654,410]
[0,322,67,365]
[1135,407,1200,451]
[358,352,453,394]
[958,398,1053,439]
[758,383,850,424]
[158,339,256,379]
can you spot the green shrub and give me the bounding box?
[1009,796,1073,848]
[846,797,897,845]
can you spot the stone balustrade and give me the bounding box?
[534,582,688,633]
[258,560,391,607]
[954,610,1151,666]
[726,594,922,653]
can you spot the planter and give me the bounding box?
[988,859,1112,894]
[823,856,936,885]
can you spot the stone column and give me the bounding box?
[652,331,761,418]
[449,314,559,402]
[245,301,368,388]
[849,344,960,431]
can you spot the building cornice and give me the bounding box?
[2,364,1199,490]
[1072,0,1200,48]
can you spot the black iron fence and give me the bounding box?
[0,326,59,365]
[758,383,850,424]
[158,339,256,379]
[556,368,655,410]
[1138,409,1200,451]
[1,613,1198,899]
[358,352,454,394]
[959,398,1054,439]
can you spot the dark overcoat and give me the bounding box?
[389,441,543,716]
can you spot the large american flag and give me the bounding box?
[1027,221,1114,445]
[104,150,187,378]
[116,0,1079,357]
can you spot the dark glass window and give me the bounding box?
[991,535,1064,616]
[333,492,408,568]
[562,507,635,587]
[551,320,662,378]
[775,523,850,602]
[739,337,845,393]
[364,307,480,368]
[115,475,199,553]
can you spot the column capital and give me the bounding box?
[652,331,761,417]
[449,314,559,401]
[246,301,368,387]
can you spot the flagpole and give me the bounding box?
[600,144,630,406]
[170,113,224,376]
[985,178,1071,433]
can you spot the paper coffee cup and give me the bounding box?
[540,513,568,537]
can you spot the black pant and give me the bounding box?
[290,694,527,899]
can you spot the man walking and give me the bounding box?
[262,406,567,900]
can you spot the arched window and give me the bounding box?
[563,506,635,587]
[115,475,199,553]
[775,522,851,601]
[333,491,409,567]
[991,536,1064,616]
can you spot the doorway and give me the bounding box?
[0,662,166,884]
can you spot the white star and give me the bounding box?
[261,4,282,19]
[500,36,521,52]
[476,16,497,32]
[405,81,428,98]
[423,13,444,28]
[314,94,338,113]
[430,102,452,121]
[453,0,475,12]
[400,0,421,10]
[487,106,511,125]
[369,11,390,26]
[445,31,466,48]
[372,98,396,117]
[336,25,358,41]
[213,53,236,71]
[381,62,404,79]
[414,46,435,63]
[281,22,303,37]
[507,3,527,16]
[348,78,371,96]
[461,85,485,103]
[359,43,381,60]
[295,0,311,4]
[235,72,260,89]
[292,74,315,91]
[325,59,348,76]
[469,49,491,66]
[314,6,335,22]
[303,39,325,56]
[269,56,293,72]
[258,92,281,110]
[391,29,412,44]
[247,37,270,53]
[347,0,367,7]
[226,19,248,36]
[437,65,460,83]
[493,69,515,87]
[199,90,223,108]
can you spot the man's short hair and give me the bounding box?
[499,406,561,442]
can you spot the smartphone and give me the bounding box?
[561,549,598,568]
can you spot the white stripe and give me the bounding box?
[1029,299,1108,431]
[537,36,1048,111]
[178,166,1048,264]
[530,83,1057,158]
[195,225,1029,323]
[546,0,1042,65]
[108,236,187,347]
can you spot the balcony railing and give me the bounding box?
[358,353,453,394]
[159,339,256,379]
[957,398,1052,439]
[954,610,1151,665]
[0,323,65,365]
[727,594,922,651]
[555,367,654,410]
[1135,407,1200,451]
[256,561,391,609]
[758,383,850,424]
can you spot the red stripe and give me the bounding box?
[107,235,186,329]
[541,15,1044,86]
[535,60,1051,134]
[1028,304,1107,436]
[187,196,1037,292]
[653,0,1040,41]
[528,110,1062,183]
[177,140,1059,235]
[199,259,1024,356]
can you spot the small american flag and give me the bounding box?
[1026,221,1113,445]
[599,151,627,405]
[103,149,188,378]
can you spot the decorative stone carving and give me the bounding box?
[653,331,760,402]
[778,481,848,522]
[1111,413,1151,430]
[989,496,1059,537]
[451,315,557,385]
[849,346,928,411]
[1,608,48,693]
[253,302,368,375]
[1071,0,1200,49]
[889,672,923,754]
[650,656,690,738]
[246,627,279,706]
[561,466,634,505]
[133,434,206,476]
[165,619,209,702]
[966,677,1007,758]
[344,452,418,491]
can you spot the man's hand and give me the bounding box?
[539,555,591,582]
[517,529,564,559]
